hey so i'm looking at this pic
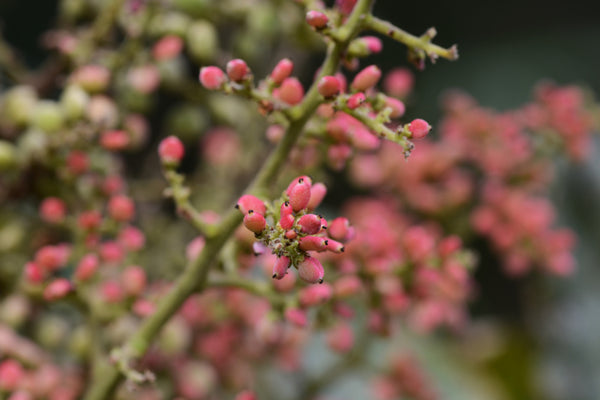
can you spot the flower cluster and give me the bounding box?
[236,176,353,284]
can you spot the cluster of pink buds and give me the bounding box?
[236,177,353,284]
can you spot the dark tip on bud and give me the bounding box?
[298,178,304,183]
[284,201,289,206]
[235,204,240,209]
[248,209,254,214]
[318,279,324,284]
[324,240,329,245]
[322,226,327,229]
[340,247,345,252]
[272,274,277,279]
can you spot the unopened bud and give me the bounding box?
[306,11,329,29]
[226,59,249,82]
[297,256,325,284]
[236,194,266,215]
[199,66,226,90]
[270,58,294,84]
[408,118,431,139]
[272,256,291,279]
[351,65,381,91]
[243,210,266,234]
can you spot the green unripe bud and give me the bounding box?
[31,101,65,133]
[17,128,49,162]
[3,86,38,126]
[149,12,191,37]
[61,85,90,120]
[0,140,17,170]
[186,20,218,63]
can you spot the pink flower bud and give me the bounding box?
[347,92,366,109]
[226,59,249,82]
[235,390,257,400]
[299,283,332,307]
[40,197,66,224]
[101,281,124,303]
[100,130,130,151]
[272,256,291,279]
[439,235,462,257]
[133,299,155,317]
[408,118,431,139]
[0,360,24,391]
[121,265,147,296]
[243,210,266,234]
[99,241,124,264]
[298,236,328,252]
[297,256,325,284]
[326,239,345,253]
[280,213,295,230]
[280,200,293,217]
[385,96,406,118]
[328,217,354,241]
[66,150,89,174]
[108,195,135,222]
[351,65,381,91]
[25,262,45,283]
[361,36,383,53]
[285,230,297,240]
[75,253,99,281]
[159,136,185,164]
[306,10,329,29]
[270,58,293,84]
[35,245,69,272]
[336,0,357,15]
[236,194,266,215]
[326,322,354,352]
[199,66,226,90]
[384,67,414,98]
[277,77,304,105]
[186,236,206,261]
[318,76,341,98]
[288,177,312,212]
[153,35,183,61]
[300,184,324,212]
[285,308,308,327]
[298,214,323,234]
[78,210,102,230]
[327,144,353,171]
[266,124,285,143]
[44,278,72,301]
[334,275,362,297]
[118,225,146,251]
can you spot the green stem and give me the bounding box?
[365,15,458,61]
[82,1,374,398]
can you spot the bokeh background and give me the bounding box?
[1,0,599,399]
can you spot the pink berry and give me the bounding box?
[199,66,226,90]
[78,210,102,230]
[277,77,304,105]
[272,256,291,280]
[159,135,185,164]
[40,197,66,223]
[318,75,341,98]
[347,92,366,109]
[236,194,266,215]
[25,262,45,283]
[108,195,135,222]
[306,10,329,29]
[328,217,354,242]
[351,65,381,91]
[280,213,295,230]
[336,0,357,15]
[270,58,294,84]
[297,256,325,284]
[0,360,24,391]
[243,210,266,234]
[226,59,249,82]
[118,225,146,251]
[326,322,354,352]
[408,118,432,139]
